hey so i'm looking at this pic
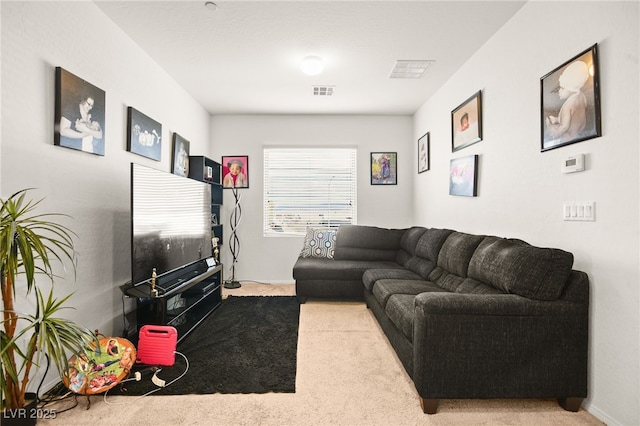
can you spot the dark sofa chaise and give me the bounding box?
[292,225,589,414]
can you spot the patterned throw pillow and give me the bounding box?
[299,228,337,259]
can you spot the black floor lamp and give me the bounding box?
[224,186,242,289]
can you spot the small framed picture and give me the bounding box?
[451,90,482,152]
[541,44,601,152]
[54,67,106,155]
[449,154,478,197]
[172,133,190,177]
[371,152,397,185]
[126,107,162,161]
[418,132,430,173]
[222,155,249,189]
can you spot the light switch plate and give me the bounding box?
[563,201,595,221]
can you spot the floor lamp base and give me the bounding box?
[224,280,241,289]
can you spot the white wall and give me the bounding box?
[210,115,413,283]
[1,1,211,388]
[413,2,639,425]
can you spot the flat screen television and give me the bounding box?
[131,163,212,288]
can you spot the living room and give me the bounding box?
[1,1,638,425]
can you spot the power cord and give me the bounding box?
[103,351,189,405]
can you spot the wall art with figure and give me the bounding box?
[54,67,106,155]
[127,107,162,161]
[371,152,397,185]
[222,155,249,189]
[541,44,601,152]
[172,133,190,177]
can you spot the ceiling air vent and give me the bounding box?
[313,86,335,96]
[389,60,434,79]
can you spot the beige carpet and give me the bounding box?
[39,283,604,425]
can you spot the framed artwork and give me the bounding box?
[451,90,482,152]
[371,152,397,185]
[172,133,190,177]
[449,154,478,197]
[222,155,249,188]
[127,107,162,161]
[541,43,601,152]
[418,132,430,173]
[54,67,106,155]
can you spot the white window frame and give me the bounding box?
[263,146,357,236]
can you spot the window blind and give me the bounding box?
[264,147,357,236]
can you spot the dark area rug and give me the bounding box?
[112,296,299,396]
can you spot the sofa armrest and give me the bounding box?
[412,292,588,400]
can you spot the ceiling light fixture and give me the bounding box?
[301,56,324,76]
[204,1,217,11]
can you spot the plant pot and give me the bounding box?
[1,393,38,426]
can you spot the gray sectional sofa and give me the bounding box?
[292,224,589,414]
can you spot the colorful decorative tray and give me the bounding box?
[62,336,136,395]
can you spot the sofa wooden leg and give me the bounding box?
[420,398,439,414]
[559,397,583,412]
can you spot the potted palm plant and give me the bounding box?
[1,189,96,420]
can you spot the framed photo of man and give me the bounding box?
[451,90,482,153]
[54,67,106,155]
[541,44,601,152]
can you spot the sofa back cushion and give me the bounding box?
[333,224,405,261]
[395,226,427,267]
[403,228,455,278]
[436,232,485,277]
[467,236,574,300]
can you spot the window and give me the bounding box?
[264,147,357,236]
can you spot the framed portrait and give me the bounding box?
[451,90,482,152]
[172,133,190,177]
[449,154,478,197]
[126,107,162,161]
[418,132,430,173]
[222,155,249,189]
[541,44,601,152]
[54,67,106,155]
[371,152,397,185]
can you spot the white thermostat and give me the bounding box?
[561,154,585,174]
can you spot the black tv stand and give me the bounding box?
[120,259,223,344]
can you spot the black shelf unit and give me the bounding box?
[189,156,223,244]
[121,262,223,344]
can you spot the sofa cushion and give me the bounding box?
[395,226,427,269]
[427,268,504,294]
[299,227,337,259]
[468,236,574,300]
[373,279,446,308]
[404,228,456,278]
[362,268,423,291]
[293,257,403,281]
[436,232,485,277]
[334,225,405,261]
[385,294,416,342]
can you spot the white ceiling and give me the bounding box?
[95,1,526,116]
